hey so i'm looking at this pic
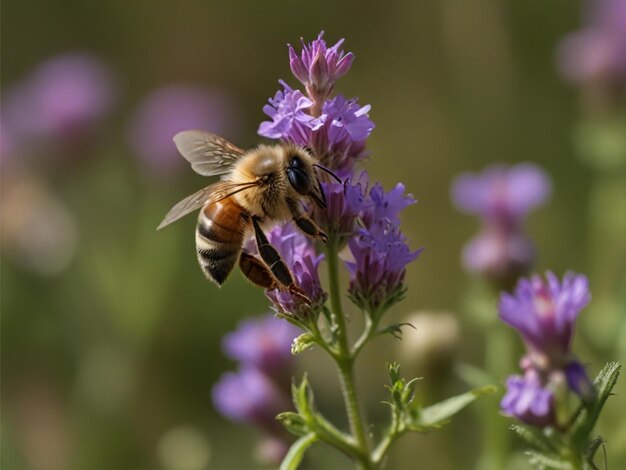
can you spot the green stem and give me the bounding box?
[326,239,372,468]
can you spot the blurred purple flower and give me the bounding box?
[2,53,115,148]
[499,272,590,368]
[222,315,299,381]
[258,81,316,145]
[345,181,421,313]
[501,370,555,428]
[452,164,551,227]
[288,31,354,106]
[130,84,240,174]
[452,164,551,286]
[462,228,535,286]
[212,366,290,435]
[557,0,626,87]
[261,224,327,317]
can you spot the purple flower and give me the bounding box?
[2,53,115,148]
[223,315,299,382]
[462,228,535,287]
[258,81,316,145]
[212,366,291,436]
[345,182,422,313]
[452,164,551,286]
[314,175,368,244]
[129,84,240,175]
[262,224,327,317]
[452,164,551,227]
[288,31,354,104]
[499,272,590,366]
[501,370,555,428]
[556,0,626,87]
[499,271,594,421]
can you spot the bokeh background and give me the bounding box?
[2,1,625,469]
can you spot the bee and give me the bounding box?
[157,130,339,303]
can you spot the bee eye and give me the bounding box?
[287,168,311,195]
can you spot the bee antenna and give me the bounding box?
[313,164,342,184]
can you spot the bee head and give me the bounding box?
[286,153,326,208]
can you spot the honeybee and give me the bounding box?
[157,130,338,302]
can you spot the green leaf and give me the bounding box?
[378,322,415,340]
[526,450,573,470]
[279,433,317,470]
[413,385,496,429]
[573,362,621,445]
[510,424,560,456]
[276,412,309,437]
[291,333,316,355]
[454,362,494,388]
[291,374,314,420]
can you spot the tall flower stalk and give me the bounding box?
[215,32,494,469]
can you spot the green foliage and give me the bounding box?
[291,333,316,355]
[572,362,621,449]
[280,434,318,470]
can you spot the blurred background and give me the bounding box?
[2,0,625,469]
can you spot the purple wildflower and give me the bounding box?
[556,0,626,88]
[499,272,590,367]
[222,315,299,383]
[345,182,422,313]
[314,175,368,244]
[261,224,327,317]
[258,81,316,145]
[452,164,551,287]
[501,370,555,428]
[212,366,291,436]
[309,95,374,177]
[500,272,594,427]
[2,53,115,149]
[452,164,551,227]
[288,31,354,108]
[129,85,239,175]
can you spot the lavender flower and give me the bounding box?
[2,53,115,148]
[223,315,299,382]
[501,369,556,428]
[452,164,551,227]
[499,272,590,369]
[500,272,594,428]
[259,33,373,178]
[258,81,316,145]
[130,85,240,175]
[212,366,291,436]
[314,176,367,244]
[346,182,422,313]
[556,0,626,88]
[452,163,551,287]
[288,31,354,108]
[259,224,327,318]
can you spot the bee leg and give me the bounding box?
[287,201,329,243]
[239,252,278,289]
[251,217,312,305]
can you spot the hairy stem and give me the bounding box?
[326,239,371,468]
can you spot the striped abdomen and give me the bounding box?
[196,198,249,285]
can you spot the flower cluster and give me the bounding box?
[212,314,299,463]
[451,163,551,289]
[258,33,374,178]
[499,272,593,427]
[346,180,422,314]
[556,0,626,89]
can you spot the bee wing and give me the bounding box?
[157,180,259,230]
[173,130,245,177]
